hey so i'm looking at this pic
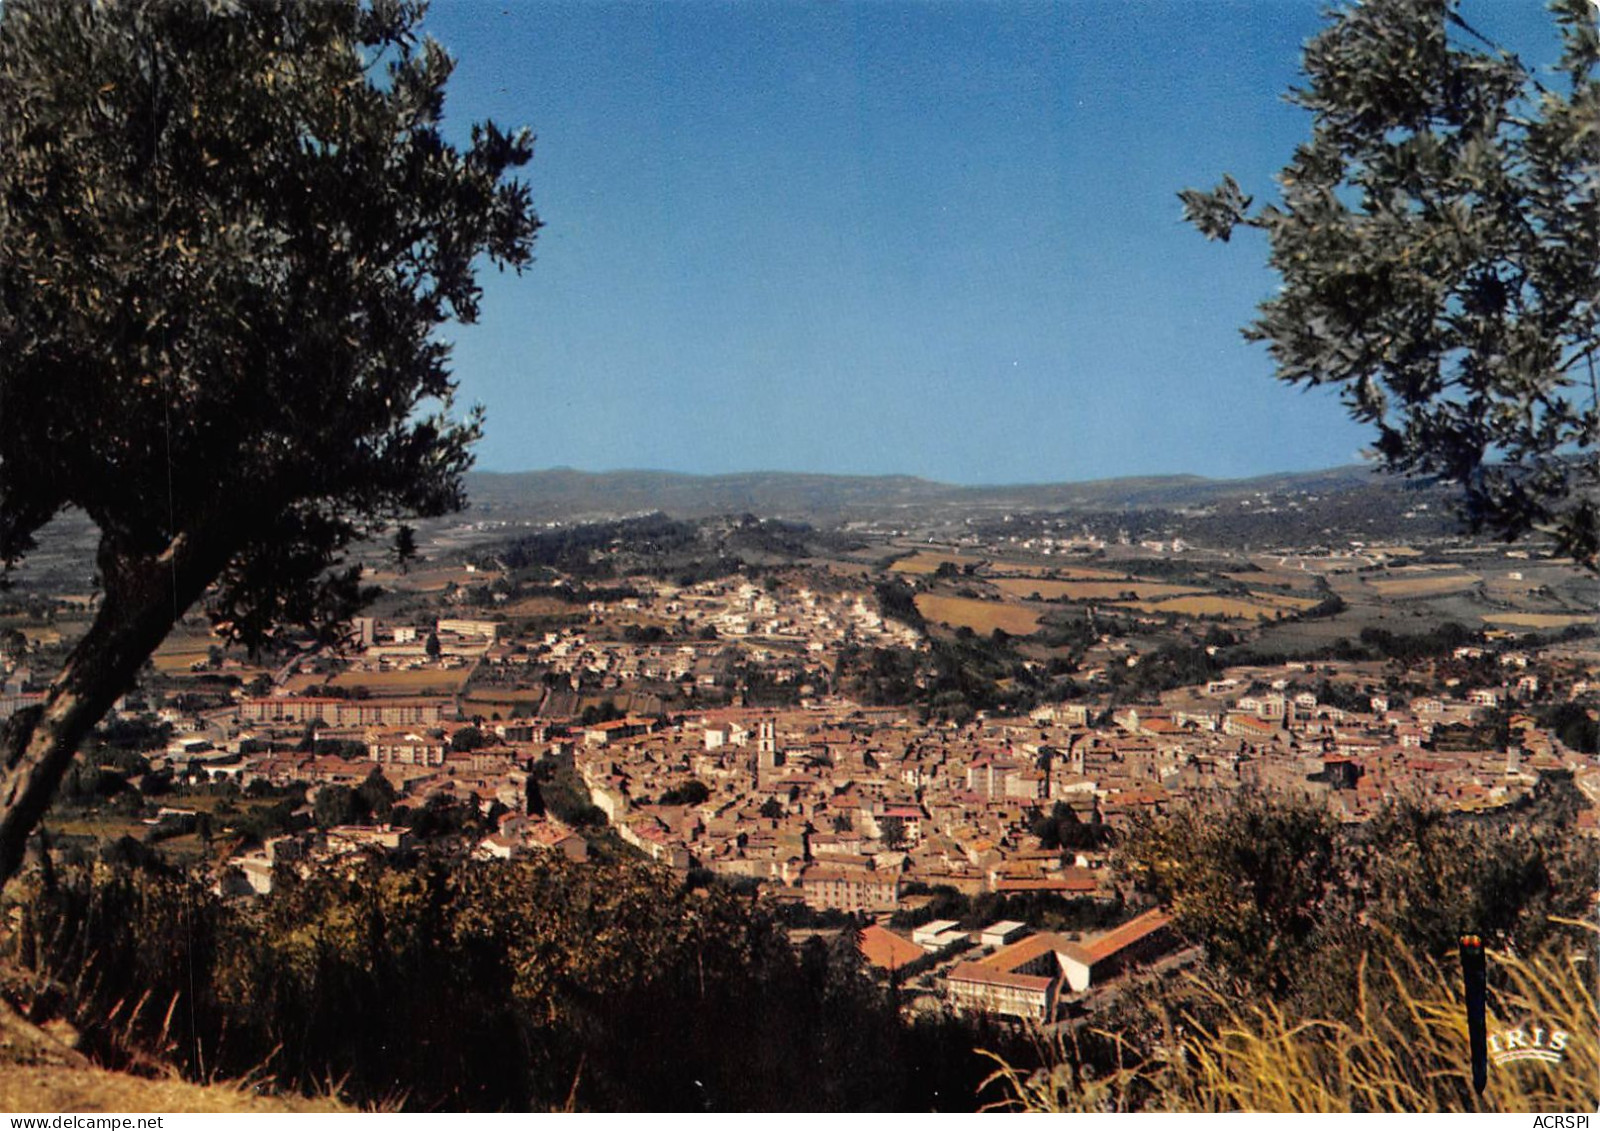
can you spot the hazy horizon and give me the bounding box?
[464,458,1382,488]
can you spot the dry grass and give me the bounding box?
[1,1065,349,1114]
[0,975,350,1113]
[1480,613,1596,629]
[501,595,583,617]
[150,633,217,673]
[890,552,1111,579]
[889,552,974,575]
[991,579,1205,602]
[1225,570,1322,590]
[366,565,491,593]
[984,561,1121,579]
[914,594,1041,636]
[1366,573,1481,598]
[1115,595,1283,620]
[328,668,470,696]
[981,926,1597,1113]
[1247,591,1324,611]
[1050,566,1138,580]
[462,691,547,716]
[1270,555,1372,574]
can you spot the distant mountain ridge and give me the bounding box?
[463,464,1395,525]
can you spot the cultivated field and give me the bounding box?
[463,689,548,716]
[1480,612,1596,629]
[329,668,472,696]
[889,552,977,575]
[1262,554,1373,573]
[366,565,498,593]
[1114,595,1286,621]
[984,560,1126,579]
[914,594,1041,636]
[1247,591,1324,611]
[502,595,590,617]
[540,690,666,719]
[990,579,1205,602]
[151,632,218,674]
[1365,573,1481,598]
[1225,568,1323,590]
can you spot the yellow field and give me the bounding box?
[1114,595,1283,620]
[978,559,1078,579]
[914,594,1041,636]
[890,552,975,575]
[889,553,1122,580]
[1365,573,1480,597]
[502,595,584,617]
[1225,570,1322,590]
[151,633,217,673]
[1481,612,1596,628]
[329,668,471,696]
[1247,591,1324,611]
[1040,565,1135,580]
[991,578,1205,602]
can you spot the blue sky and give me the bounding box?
[421,0,1563,485]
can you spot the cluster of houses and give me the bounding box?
[470,576,921,701]
[563,652,1597,920]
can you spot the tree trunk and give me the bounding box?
[0,530,225,890]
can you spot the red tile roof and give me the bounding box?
[977,931,1070,974]
[1062,907,1172,966]
[858,925,925,971]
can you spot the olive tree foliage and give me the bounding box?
[1182,0,1599,567]
[0,0,538,886]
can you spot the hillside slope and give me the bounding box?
[0,998,342,1114]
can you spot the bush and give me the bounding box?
[1117,791,1598,1005]
[5,854,1008,1111]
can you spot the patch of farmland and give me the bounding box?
[1483,576,1541,599]
[1383,562,1470,573]
[502,595,583,617]
[368,565,495,592]
[463,689,548,715]
[151,632,218,673]
[1037,566,1134,580]
[1260,554,1372,573]
[977,559,1099,579]
[1480,613,1596,629]
[889,552,975,575]
[914,594,1041,636]
[1365,573,1480,598]
[1113,595,1285,620]
[1226,569,1323,590]
[991,578,1206,602]
[329,668,472,696]
[1247,591,1324,611]
[540,691,665,719]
